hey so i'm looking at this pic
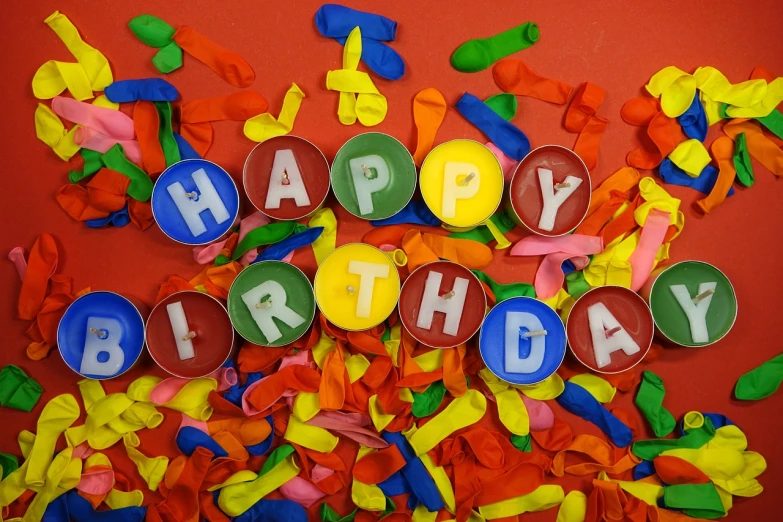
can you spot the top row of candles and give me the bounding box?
[150,134,591,245]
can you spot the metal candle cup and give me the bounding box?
[566,286,654,374]
[145,291,235,378]
[243,135,331,221]
[507,145,591,237]
[398,261,486,348]
[57,291,146,380]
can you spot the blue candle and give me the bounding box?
[57,292,145,380]
[479,296,566,385]
[152,159,240,245]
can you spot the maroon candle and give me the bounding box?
[566,286,653,374]
[146,291,235,378]
[508,145,591,237]
[398,261,486,348]
[243,135,331,220]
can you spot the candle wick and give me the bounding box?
[520,328,548,339]
[605,326,622,337]
[459,172,476,186]
[361,164,375,180]
[185,191,199,200]
[89,327,108,340]
[346,285,356,295]
[692,288,715,304]
[555,182,571,189]
[282,171,290,185]
[255,298,273,309]
[181,331,196,341]
[441,290,455,300]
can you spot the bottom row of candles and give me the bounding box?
[56,243,738,385]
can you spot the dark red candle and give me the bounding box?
[398,261,486,348]
[146,291,235,378]
[508,145,591,237]
[243,135,330,220]
[566,286,653,374]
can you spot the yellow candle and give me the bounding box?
[419,140,504,227]
[314,243,400,330]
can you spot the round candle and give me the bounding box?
[646,261,737,347]
[227,261,316,347]
[315,243,400,331]
[331,133,417,220]
[479,296,566,385]
[420,139,504,227]
[146,291,234,378]
[57,291,145,380]
[508,145,590,236]
[152,159,240,245]
[398,261,486,348]
[243,135,331,220]
[566,286,654,374]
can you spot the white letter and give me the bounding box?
[348,260,390,318]
[504,311,545,374]
[416,271,469,336]
[241,280,306,344]
[167,168,231,237]
[80,317,125,377]
[166,301,195,360]
[670,282,716,343]
[349,155,390,215]
[537,167,582,232]
[265,149,311,209]
[442,162,480,219]
[587,303,640,368]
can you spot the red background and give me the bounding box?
[1,0,782,520]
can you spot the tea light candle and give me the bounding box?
[314,243,400,331]
[146,291,235,378]
[507,145,591,236]
[331,133,417,220]
[227,261,316,347]
[399,261,486,348]
[566,286,654,373]
[243,135,331,221]
[479,296,566,385]
[151,159,240,245]
[420,140,504,228]
[644,261,737,347]
[57,291,145,380]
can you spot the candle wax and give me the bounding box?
[315,243,400,331]
[146,291,234,378]
[331,133,417,220]
[399,261,486,348]
[151,159,240,245]
[420,140,504,227]
[649,261,737,347]
[228,261,316,347]
[479,296,566,385]
[567,286,653,373]
[244,136,331,220]
[57,292,145,380]
[508,145,590,236]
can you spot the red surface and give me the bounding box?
[244,135,331,220]
[146,291,234,378]
[566,286,654,374]
[1,1,782,520]
[398,261,486,348]
[509,145,591,235]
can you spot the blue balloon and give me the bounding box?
[105,78,180,102]
[633,459,656,481]
[174,131,202,159]
[86,204,131,228]
[176,426,228,458]
[253,227,323,263]
[677,96,709,141]
[455,93,531,160]
[234,499,308,522]
[43,491,146,522]
[659,159,735,197]
[557,381,634,447]
[371,199,440,227]
[382,431,444,512]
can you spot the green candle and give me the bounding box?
[648,261,737,347]
[227,261,316,347]
[331,132,417,220]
